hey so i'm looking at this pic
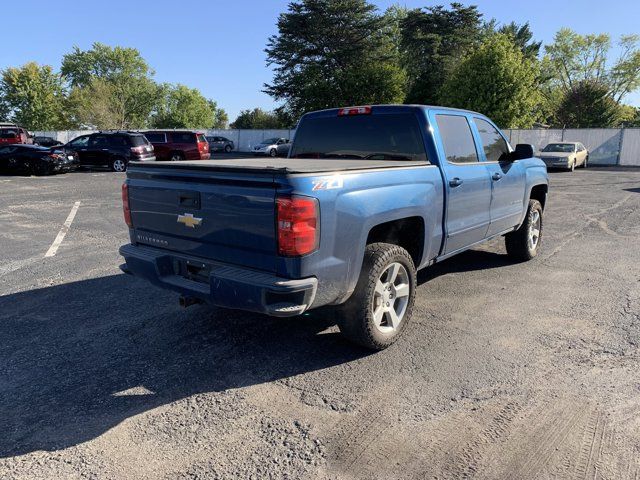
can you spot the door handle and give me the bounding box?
[449,177,463,187]
[492,173,502,181]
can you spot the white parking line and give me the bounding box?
[45,201,81,258]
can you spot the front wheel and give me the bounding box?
[224,145,232,153]
[505,199,543,261]
[337,243,416,350]
[583,156,588,168]
[269,148,277,158]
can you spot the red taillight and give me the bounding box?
[122,183,133,227]
[338,106,372,116]
[276,195,319,256]
[130,146,144,155]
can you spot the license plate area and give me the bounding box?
[173,258,211,284]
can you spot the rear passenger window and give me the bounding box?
[145,133,166,143]
[435,115,479,164]
[109,136,129,147]
[473,118,510,162]
[173,133,196,143]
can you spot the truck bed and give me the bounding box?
[131,157,430,174]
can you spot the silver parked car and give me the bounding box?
[538,142,589,171]
[206,136,234,153]
[252,137,291,157]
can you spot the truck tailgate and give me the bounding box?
[126,165,278,272]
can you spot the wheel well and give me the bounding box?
[530,184,548,210]
[366,217,424,267]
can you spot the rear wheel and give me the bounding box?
[33,161,52,176]
[505,199,543,261]
[170,152,185,161]
[337,243,416,350]
[110,158,127,172]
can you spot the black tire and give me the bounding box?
[583,156,588,168]
[269,148,277,158]
[505,199,543,261]
[170,152,185,161]
[224,145,232,153]
[569,160,575,172]
[110,157,127,172]
[337,243,417,350]
[33,161,52,176]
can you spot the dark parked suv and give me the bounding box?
[64,131,155,172]
[143,130,210,161]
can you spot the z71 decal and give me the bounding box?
[312,175,344,191]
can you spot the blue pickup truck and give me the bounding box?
[120,105,548,350]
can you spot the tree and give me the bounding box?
[440,34,542,128]
[0,62,69,130]
[401,3,484,104]
[62,43,161,129]
[556,80,625,128]
[230,108,290,129]
[544,29,640,103]
[208,100,229,129]
[495,21,541,60]
[264,0,406,119]
[152,84,220,129]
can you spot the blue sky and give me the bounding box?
[3,0,639,120]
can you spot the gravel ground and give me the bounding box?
[0,166,639,479]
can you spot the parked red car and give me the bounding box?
[0,123,33,145]
[143,130,210,161]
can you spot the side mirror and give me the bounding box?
[512,143,534,161]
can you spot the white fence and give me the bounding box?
[34,127,640,166]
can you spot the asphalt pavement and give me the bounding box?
[0,166,639,479]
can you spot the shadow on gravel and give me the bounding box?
[0,274,365,458]
[0,248,513,458]
[624,187,640,193]
[417,250,513,284]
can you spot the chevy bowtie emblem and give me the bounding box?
[177,213,202,228]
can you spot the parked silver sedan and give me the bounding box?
[538,142,589,171]
[252,138,291,157]
[206,136,234,153]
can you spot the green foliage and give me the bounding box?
[494,21,541,60]
[152,84,217,129]
[61,43,153,88]
[0,62,70,129]
[440,34,542,128]
[208,100,229,129]
[264,0,406,119]
[62,43,161,129]
[555,80,625,128]
[544,29,640,103]
[230,108,291,129]
[400,3,484,104]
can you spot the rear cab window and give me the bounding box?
[290,112,428,162]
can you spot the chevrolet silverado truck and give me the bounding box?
[119,105,548,350]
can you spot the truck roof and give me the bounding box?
[301,104,486,119]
